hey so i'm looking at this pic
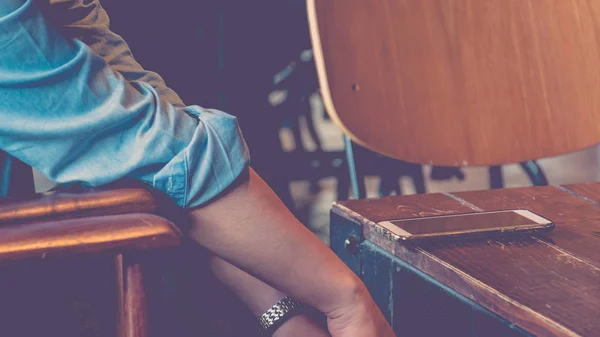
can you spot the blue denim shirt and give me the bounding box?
[0,0,250,208]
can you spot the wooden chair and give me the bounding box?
[0,150,184,337]
[307,0,600,196]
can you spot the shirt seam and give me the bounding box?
[182,146,190,207]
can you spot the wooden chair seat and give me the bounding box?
[0,181,185,264]
[0,182,182,225]
[0,180,185,336]
[0,213,181,265]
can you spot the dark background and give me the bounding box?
[101,0,313,208]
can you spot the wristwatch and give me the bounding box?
[258,296,303,335]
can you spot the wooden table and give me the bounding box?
[331,182,600,337]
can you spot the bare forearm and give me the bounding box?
[210,256,329,336]
[189,169,363,315]
[210,255,287,315]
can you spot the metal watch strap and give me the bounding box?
[258,296,302,334]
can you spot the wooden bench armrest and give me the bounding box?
[0,181,188,226]
[0,213,181,265]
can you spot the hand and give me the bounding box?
[273,315,330,337]
[325,284,396,337]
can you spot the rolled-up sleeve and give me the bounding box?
[0,0,249,208]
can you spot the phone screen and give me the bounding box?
[387,210,545,236]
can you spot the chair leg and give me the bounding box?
[520,161,549,186]
[489,166,504,189]
[116,254,148,337]
[379,173,400,196]
[489,161,548,190]
[344,136,366,199]
[411,165,427,194]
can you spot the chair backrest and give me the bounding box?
[0,151,35,198]
[308,0,600,166]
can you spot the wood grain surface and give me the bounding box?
[117,254,149,337]
[309,0,600,165]
[335,184,600,336]
[0,183,185,225]
[0,213,181,265]
[561,182,600,205]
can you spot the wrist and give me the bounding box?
[271,315,305,337]
[321,273,369,316]
[272,314,329,337]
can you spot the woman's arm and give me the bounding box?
[191,169,394,337]
[37,2,330,334]
[38,2,367,335]
[1,1,393,335]
[210,255,329,337]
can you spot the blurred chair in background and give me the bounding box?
[308,0,600,198]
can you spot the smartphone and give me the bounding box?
[376,209,554,243]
